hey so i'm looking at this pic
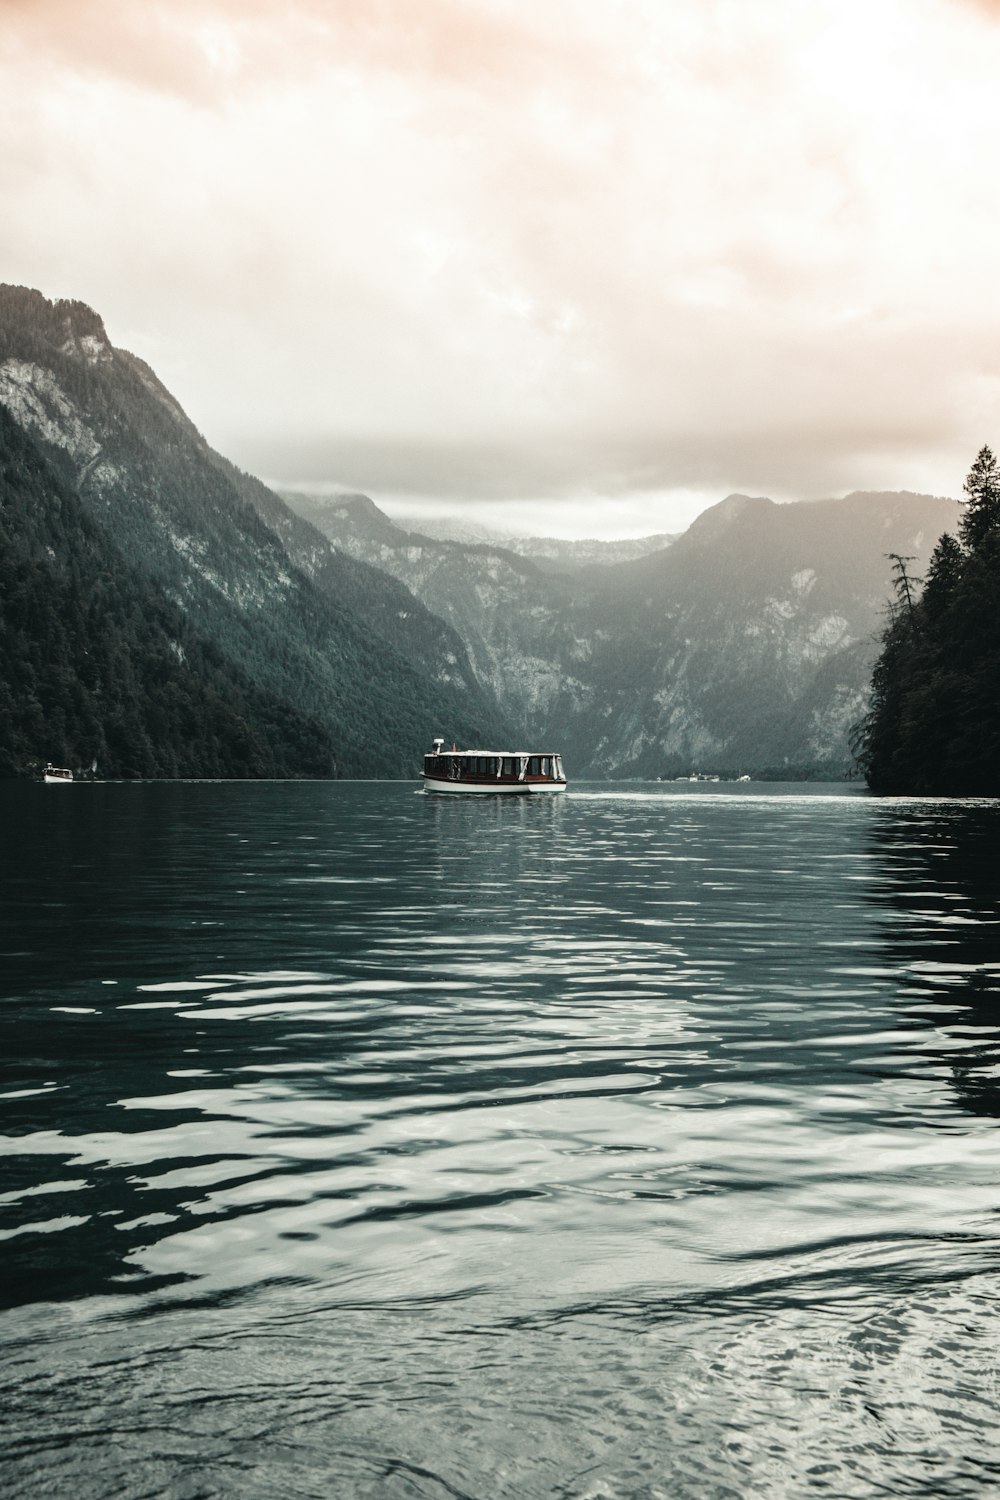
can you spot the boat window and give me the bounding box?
[528,756,540,776]
[502,757,514,776]
[541,757,551,776]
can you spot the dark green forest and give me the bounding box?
[0,405,340,779]
[855,446,1000,794]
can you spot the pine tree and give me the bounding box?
[887,553,920,620]
[921,534,963,618]
[960,445,1000,552]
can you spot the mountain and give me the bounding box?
[280,485,960,776]
[278,491,583,738]
[0,405,338,778]
[0,286,512,777]
[0,284,961,782]
[575,490,959,775]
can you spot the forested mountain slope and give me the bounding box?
[0,286,511,776]
[280,491,582,733]
[0,406,338,778]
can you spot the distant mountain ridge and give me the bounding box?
[281,492,677,569]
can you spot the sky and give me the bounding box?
[3,0,1000,537]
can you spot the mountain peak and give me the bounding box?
[280,489,411,549]
[0,285,112,366]
[683,492,775,546]
[336,492,392,523]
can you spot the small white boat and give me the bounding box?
[422,738,567,795]
[43,765,73,784]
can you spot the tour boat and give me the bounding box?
[422,738,567,795]
[43,765,73,784]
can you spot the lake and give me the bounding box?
[3,780,1000,1498]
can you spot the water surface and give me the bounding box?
[3,780,1000,1497]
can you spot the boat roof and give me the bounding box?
[430,749,561,757]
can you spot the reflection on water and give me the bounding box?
[868,806,1000,1123]
[3,781,1000,1498]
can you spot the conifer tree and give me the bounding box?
[921,533,963,618]
[887,553,919,620]
[960,445,1000,552]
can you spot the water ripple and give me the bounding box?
[3,781,1000,1497]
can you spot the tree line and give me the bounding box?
[854,446,1000,793]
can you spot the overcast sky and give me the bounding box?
[4,0,1000,536]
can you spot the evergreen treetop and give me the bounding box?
[960,444,1000,552]
[921,533,963,618]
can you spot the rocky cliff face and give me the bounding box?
[573,490,960,775]
[281,492,585,740]
[287,487,960,776]
[0,286,512,775]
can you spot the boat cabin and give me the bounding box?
[422,739,567,795]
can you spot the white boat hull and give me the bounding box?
[422,775,567,796]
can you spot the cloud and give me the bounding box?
[3,0,1000,529]
[0,0,613,104]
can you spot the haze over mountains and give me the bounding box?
[286,497,678,572]
[0,286,959,779]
